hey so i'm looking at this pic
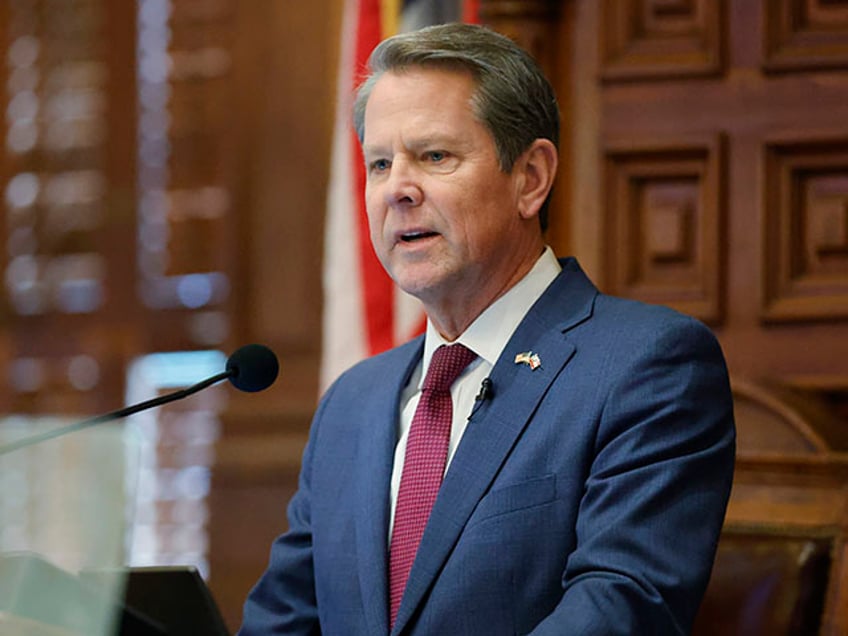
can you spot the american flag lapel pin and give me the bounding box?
[514,351,542,371]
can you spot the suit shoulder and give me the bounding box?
[594,293,711,334]
[323,336,422,395]
[547,258,715,345]
[582,293,724,364]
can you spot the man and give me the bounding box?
[239,23,735,635]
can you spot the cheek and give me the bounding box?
[364,193,384,233]
[463,197,518,251]
[366,212,385,250]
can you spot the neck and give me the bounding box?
[424,243,546,341]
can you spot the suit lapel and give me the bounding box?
[355,338,424,636]
[391,259,598,634]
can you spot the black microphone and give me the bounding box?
[226,343,279,392]
[0,343,279,456]
[468,377,493,421]
[475,378,493,402]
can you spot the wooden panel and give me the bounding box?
[712,380,848,636]
[762,136,848,322]
[694,533,831,636]
[733,381,832,455]
[479,0,562,73]
[570,0,848,633]
[600,0,724,81]
[208,476,300,631]
[136,0,237,350]
[764,0,848,72]
[1,0,113,311]
[603,136,725,323]
[0,0,138,417]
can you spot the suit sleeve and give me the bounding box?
[530,315,736,635]
[237,384,337,636]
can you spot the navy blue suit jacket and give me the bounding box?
[239,258,736,635]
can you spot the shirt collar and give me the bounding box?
[420,246,561,383]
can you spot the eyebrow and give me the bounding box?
[362,134,463,158]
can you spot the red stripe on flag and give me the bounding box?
[353,0,395,355]
[462,0,480,23]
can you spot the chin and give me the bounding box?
[389,259,457,298]
[393,280,430,300]
[392,274,440,301]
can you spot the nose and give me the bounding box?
[384,157,423,208]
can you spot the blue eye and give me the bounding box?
[427,151,445,162]
[371,158,390,172]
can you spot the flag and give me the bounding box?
[321,0,479,391]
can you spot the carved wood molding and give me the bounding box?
[764,0,848,73]
[722,377,848,636]
[762,136,848,323]
[599,0,725,81]
[725,454,848,636]
[478,0,563,73]
[732,379,832,457]
[602,135,726,324]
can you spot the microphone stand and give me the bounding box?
[0,371,232,457]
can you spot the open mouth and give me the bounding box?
[400,231,438,243]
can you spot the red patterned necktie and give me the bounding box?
[389,343,477,627]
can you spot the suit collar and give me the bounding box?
[544,256,597,334]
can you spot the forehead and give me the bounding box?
[371,64,478,96]
[362,67,482,139]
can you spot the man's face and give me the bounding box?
[362,67,534,318]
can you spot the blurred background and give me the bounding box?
[2,0,848,633]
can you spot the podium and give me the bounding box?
[0,418,229,635]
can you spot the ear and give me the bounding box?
[514,139,558,221]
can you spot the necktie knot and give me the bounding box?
[422,344,477,393]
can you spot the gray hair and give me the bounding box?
[353,23,560,231]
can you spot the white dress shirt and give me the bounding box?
[388,247,561,540]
